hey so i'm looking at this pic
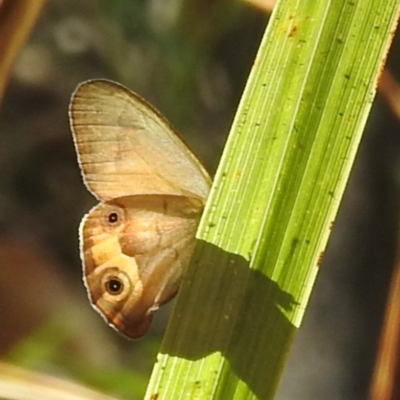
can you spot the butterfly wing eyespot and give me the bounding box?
[100,269,132,302]
[102,204,125,230]
[105,276,124,295]
[108,212,119,224]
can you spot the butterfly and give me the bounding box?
[69,80,211,338]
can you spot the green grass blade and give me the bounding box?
[145,1,400,399]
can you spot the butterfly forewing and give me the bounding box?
[69,79,211,201]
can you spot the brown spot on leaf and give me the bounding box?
[317,251,324,268]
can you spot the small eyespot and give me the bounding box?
[108,212,118,224]
[105,276,124,295]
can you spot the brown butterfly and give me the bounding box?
[69,80,211,338]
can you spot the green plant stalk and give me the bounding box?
[145,0,400,399]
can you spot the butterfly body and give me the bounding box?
[69,80,211,338]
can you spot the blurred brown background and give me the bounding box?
[0,1,399,399]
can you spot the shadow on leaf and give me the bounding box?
[161,240,298,399]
